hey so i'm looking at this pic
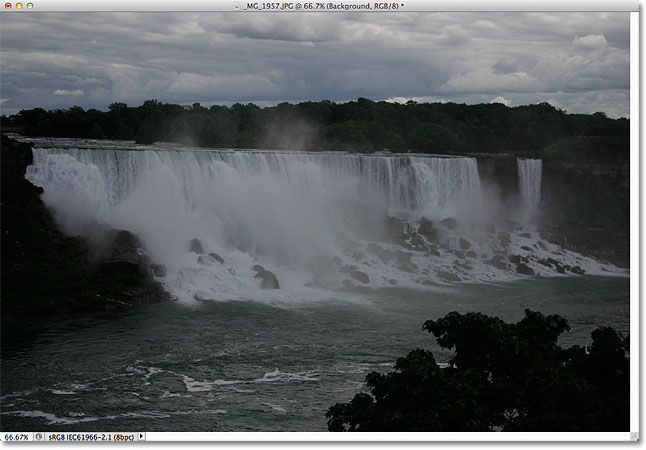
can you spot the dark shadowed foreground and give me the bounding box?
[327,310,629,432]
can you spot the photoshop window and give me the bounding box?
[0,0,639,443]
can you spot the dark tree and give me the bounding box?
[327,310,630,432]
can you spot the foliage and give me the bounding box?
[326,310,629,432]
[1,99,629,159]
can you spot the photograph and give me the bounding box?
[0,7,632,436]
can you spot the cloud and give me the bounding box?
[0,12,630,118]
[573,34,608,50]
[489,96,511,106]
[53,89,85,96]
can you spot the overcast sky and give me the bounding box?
[0,11,631,118]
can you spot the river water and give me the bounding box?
[1,277,629,432]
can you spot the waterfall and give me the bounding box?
[517,158,542,215]
[25,146,486,301]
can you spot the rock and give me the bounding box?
[349,268,370,284]
[189,238,205,254]
[508,254,521,264]
[454,250,465,259]
[458,238,471,250]
[409,234,425,248]
[466,251,477,258]
[537,241,548,251]
[437,270,461,282]
[521,245,532,251]
[252,266,280,289]
[208,252,224,264]
[351,251,363,260]
[388,279,398,285]
[516,263,535,276]
[105,229,142,250]
[428,247,441,257]
[440,218,458,230]
[418,217,440,242]
[537,259,552,268]
[485,256,508,271]
[497,231,511,246]
[570,265,585,275]
[151,264,167,277]
[519,232,532,238]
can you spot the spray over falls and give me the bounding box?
[25,141,623,303]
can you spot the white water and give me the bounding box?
[24,140,623,304]
[517,158,542,217]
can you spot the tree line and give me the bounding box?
[2,98,629,159]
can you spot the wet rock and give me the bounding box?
[252,265,280,289]
[454,250,465,259]
[466,251,477,258]
[418,217,440,242]
[458,238,471,250]
[537,241,548,251]
[537,259,552,268]
[349,268,370,284]
[428,247,441,257]
[570,265,585,275]
[388,279,398,285]
[485,255,508,271]
[508,254,521,264]
[440,218,458,230]
[351,251,363,261]
[409,234,425,248]
[437,270,461,282]
[519,232,532,238]
[516,263,535,276]
[189,238,205,254]
[208,252,224,264]
[497,231,511,246]
[151,264,167,277]
[521,246,532,251]
[100,229,145,275]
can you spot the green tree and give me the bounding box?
[327,310,629,432]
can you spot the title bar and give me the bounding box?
[0,0,639,12]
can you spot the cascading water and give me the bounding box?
[25,144,486,301]
[517,158,542,217]
[24,139,622,303]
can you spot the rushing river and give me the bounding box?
[1,277,629,432]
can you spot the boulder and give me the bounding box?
[409,234,425,247]
[466,251,477,259]
[485,255,508,271]
[349,268,370,284]
[252,265,280,289]
[437,270,461,282]
[516,263,535,276]
[570,265,585,275]
[189,238,205,254]
[208,252,224,264]
[508,254,521,264]
[458,238,471,250]
[418,217,440,242]
[519,232,532,238]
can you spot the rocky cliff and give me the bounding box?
[477,154,630,268]
[1,134,170,316]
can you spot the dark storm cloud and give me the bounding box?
[0,11,630,117]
